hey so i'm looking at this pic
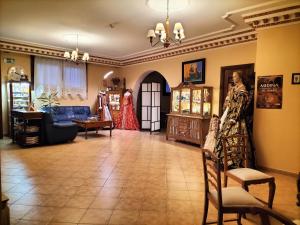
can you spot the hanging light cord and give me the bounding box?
[167,0,169,18]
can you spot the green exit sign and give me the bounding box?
[4,58,15,64]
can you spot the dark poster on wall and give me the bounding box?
[256,75,283,109]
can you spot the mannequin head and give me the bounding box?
[232,71,242,85]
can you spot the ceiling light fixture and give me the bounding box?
[64,34,89,63]
[147,0,185,48]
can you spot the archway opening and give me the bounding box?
[136,71,171,131]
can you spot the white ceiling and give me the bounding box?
[0,0,297,58]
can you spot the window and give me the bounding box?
[34,57,63,98]
[34,57,87,98]
[63,61,87,98]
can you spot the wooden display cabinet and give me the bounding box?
[167,83,212,146]
[106,89,124,124]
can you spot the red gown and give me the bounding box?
[115,92,140,130]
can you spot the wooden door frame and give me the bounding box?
[0,51,3,139]
[219,63,255,115]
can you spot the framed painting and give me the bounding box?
[292,73,300,84]
[256,75,283,109]
[182,58,206,84]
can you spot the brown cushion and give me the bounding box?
[227,168,272,181]
[210,187,263,207]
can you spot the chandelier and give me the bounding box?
[64,34,89,62]
[147,0,185,48]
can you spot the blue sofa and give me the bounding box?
[42,106,92,144]
[42,113,78,145]
[43,106,91,125]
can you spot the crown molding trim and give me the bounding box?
[120,30,257,66]
[243,4,300,29]
[0,29,256,67]
[0,40,123,67]
[0,2,299,67]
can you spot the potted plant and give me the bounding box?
[36,92,60,113]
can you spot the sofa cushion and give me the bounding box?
[43,106,91,122]
[53,122,77,128]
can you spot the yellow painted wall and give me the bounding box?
[254,24,300,174]
[121,42,257,115]
[0,52,121,135]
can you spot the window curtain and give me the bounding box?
[34,57,63,98]
[63,61,87,98]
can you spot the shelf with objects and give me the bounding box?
[11,110,44,147]
[7,80,32,137]
[166,82,213,146]
[106,89,124,125]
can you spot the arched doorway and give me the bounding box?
[136,71,171,132]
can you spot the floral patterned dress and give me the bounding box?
[214,83,250,168]
[115,92,140,130]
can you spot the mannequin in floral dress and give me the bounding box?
[214,71,251,168]
[115,89,140,130]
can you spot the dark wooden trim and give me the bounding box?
[30,55,35,90]
[219,63,255,115]
[0,51,3,139]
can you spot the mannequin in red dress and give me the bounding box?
[115,90,140,130]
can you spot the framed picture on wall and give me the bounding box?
[182,58,205,84]
[292,73,300,84]
[256,75,283,109]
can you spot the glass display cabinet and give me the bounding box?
[106,89,124,124]
[167,83,213,146]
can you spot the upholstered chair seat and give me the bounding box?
[211,186,263,207]
[227,168,272,181]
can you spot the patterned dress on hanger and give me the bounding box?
[203,115,219,152]
[214,83,250,168]
[115,91,140,130]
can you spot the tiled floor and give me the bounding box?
[1,130,299,225]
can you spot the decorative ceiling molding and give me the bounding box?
[0,29,257,67]
[243,3,300,29]
[120,29,257,66]
[0,40,123,67]
[0,2,299,67]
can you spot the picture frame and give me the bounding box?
[256,75,283,109]
[182,58,206,84]
[292,73,300,84]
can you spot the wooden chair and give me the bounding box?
[251,207,296,225]
[201,149,263,225]
[222,134,276,208]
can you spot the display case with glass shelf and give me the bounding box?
[106,89,124,124]
[167,82,213,146]
[7,80,32,137]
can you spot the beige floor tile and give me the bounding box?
[116,198,143,210]
[9,204,33,219]
[109,210,139,225]
[141,198,167,212]
[99,187,123,197]
[16,220,48,225]
[79,209,112,224]
[23,206,57,222]
[138,211,167,225]
[167,200,194,213]
[90,196,120,209]
[64,195,95,208]
[52,207,86,223]
[167,190,190,200]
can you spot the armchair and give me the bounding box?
[43,113,78,145]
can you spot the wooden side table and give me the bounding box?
[73,119,112,139]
